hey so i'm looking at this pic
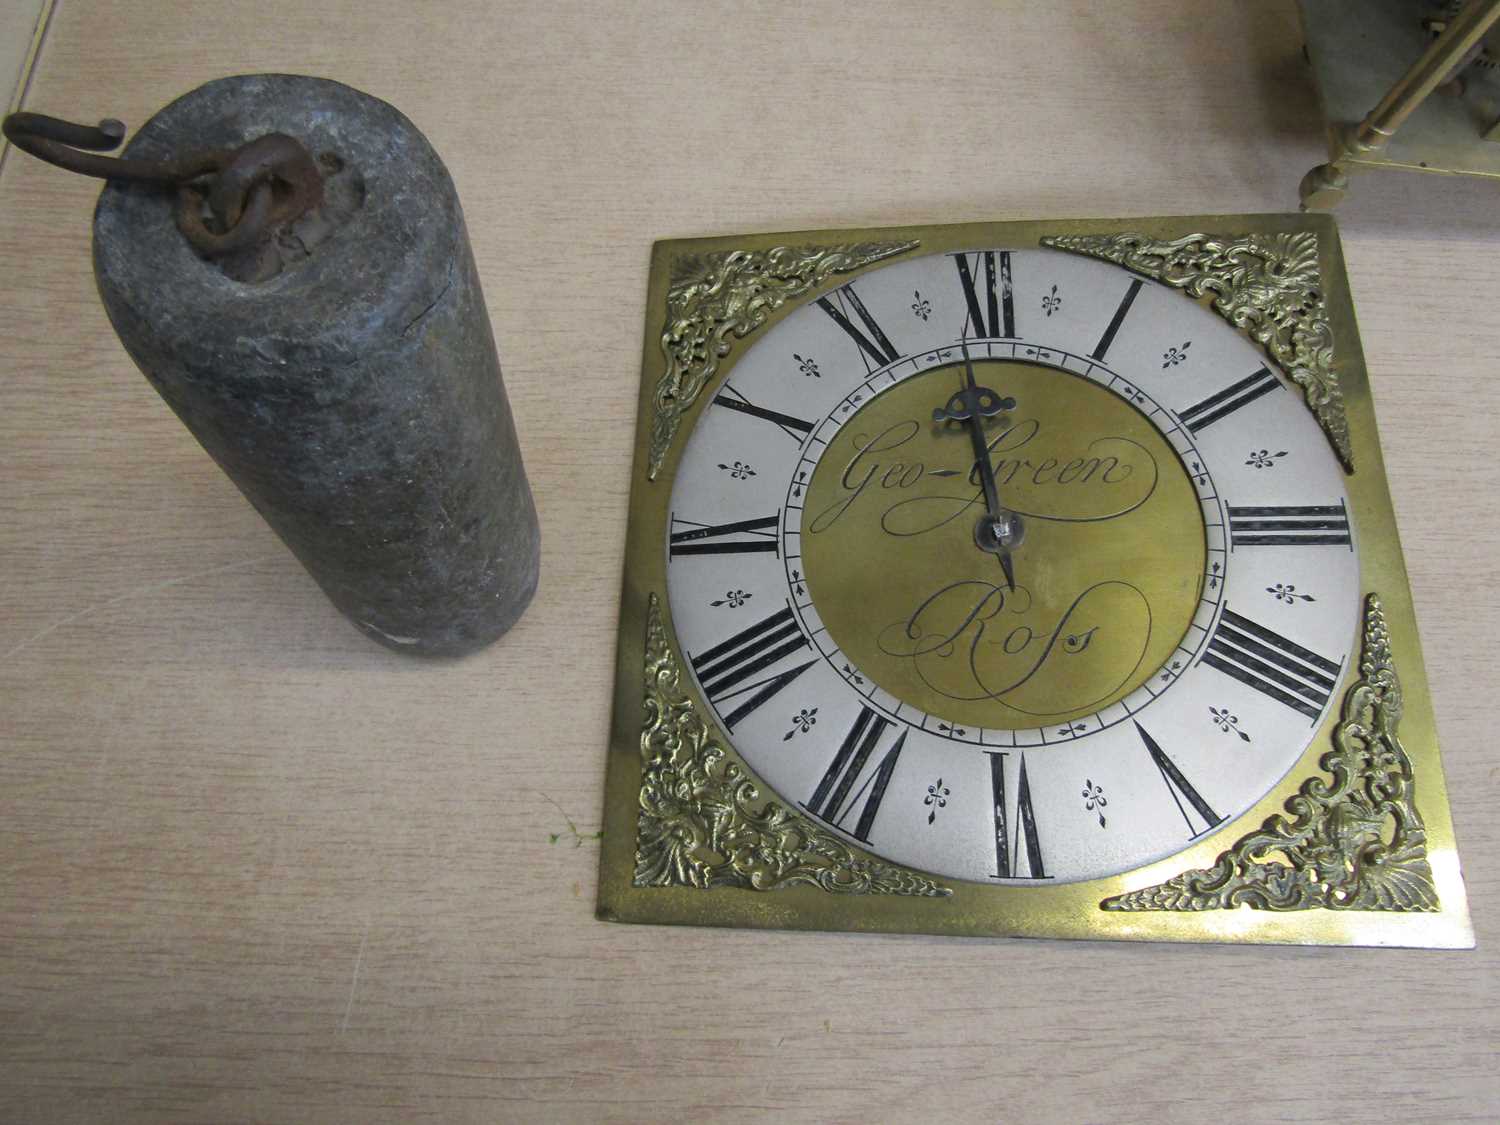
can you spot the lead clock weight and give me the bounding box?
[89,74,539,656]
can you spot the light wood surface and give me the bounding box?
[0,1,48,115]
[1,2,1495,1121]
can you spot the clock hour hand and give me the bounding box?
[932,341,1023,589]
[986,528,1017,592]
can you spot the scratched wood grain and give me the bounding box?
[0,2,1495,1122]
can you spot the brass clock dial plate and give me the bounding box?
[598,214,1472,947]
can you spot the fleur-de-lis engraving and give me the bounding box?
[1246,449,1288,469]
[1209,706,1251,742]
[718,460,757,480]
[1042,284,1062,316]
[783,707,818,741]
[1267,583,1315,605]
[795,353,820,378]
[911,290,931,321]
[924,778,950,825]
[1082,779,1108,828]
[1162,341,1191,368]
[710,589,751,608]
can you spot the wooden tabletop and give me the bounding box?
[1,2,1495,1121]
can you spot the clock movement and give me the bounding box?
[596,213,1472,947]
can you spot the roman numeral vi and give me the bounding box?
[988,751,1048,879]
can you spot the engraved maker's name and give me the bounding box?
[808,416,1160,536]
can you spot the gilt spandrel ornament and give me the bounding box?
[634,594,950,898]
[1101,594,1438,913]
[1041,231,1353,471]
[648,240,919,479]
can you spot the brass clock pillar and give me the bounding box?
[1299,0,1500,209]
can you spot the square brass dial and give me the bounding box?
[596,212,1473,948]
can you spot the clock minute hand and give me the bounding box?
[963,389,1004,522]
[932,341,1021,589]
[956,384,1019,591]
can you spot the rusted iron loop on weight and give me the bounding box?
[2,111,322,258]
[176,133,324,256]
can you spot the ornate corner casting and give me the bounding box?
[1040,231,1354,472]
[646,240,920,480]
[633,593,950,897]
[1102,594,1437,913]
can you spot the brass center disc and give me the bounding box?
[801,361,1207,732]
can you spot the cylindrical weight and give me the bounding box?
[93,74,539,656]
